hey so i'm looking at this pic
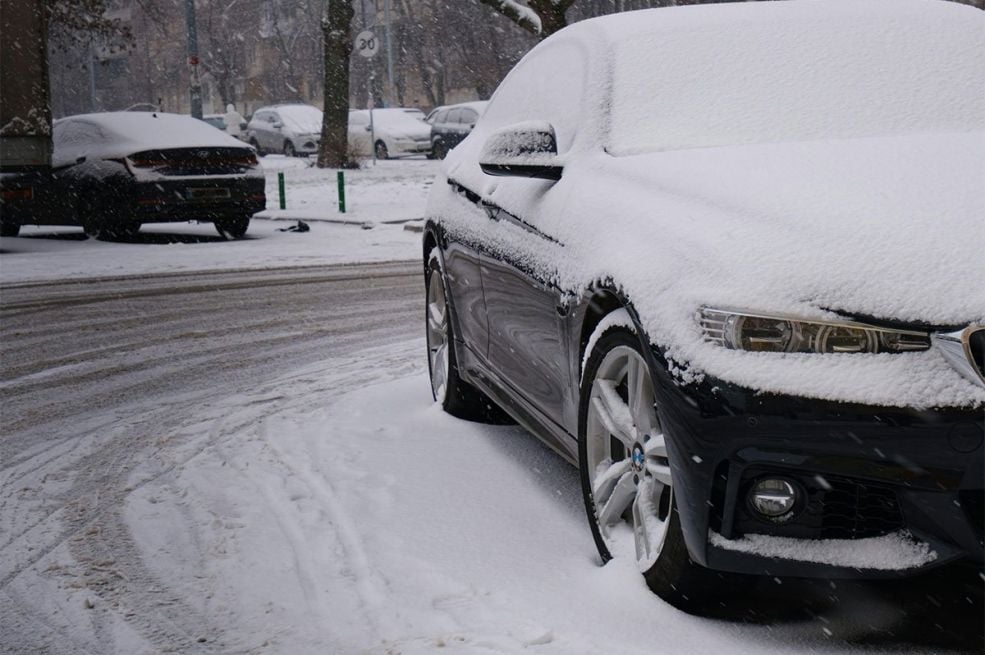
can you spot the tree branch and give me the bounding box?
[476,0,542,35]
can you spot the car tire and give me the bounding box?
[432,140,448,160]
[0,221,21,237]
[426,248,503,422]
[375,140,389,160]
[284,141,296,157]
[579,323,746,613]
[249,138,264,156]
[214,216,250,239]
[81,196,138,240]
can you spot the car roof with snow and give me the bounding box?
[474,0,982,157]
[52,112,249,166]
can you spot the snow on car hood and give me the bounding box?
[53,112,251,167]
[432,130,985,409]
[598,132,985,327]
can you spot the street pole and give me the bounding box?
[384,0,394,106]
[185,0,203,118]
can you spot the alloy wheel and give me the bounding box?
[426,267,450,402]
[585,345,673,569]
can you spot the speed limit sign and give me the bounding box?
[355,30,379,59]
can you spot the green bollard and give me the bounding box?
[278,171,286,210]
[337,170,346,213]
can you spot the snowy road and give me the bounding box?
[1,265,980,654]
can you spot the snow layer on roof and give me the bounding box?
[597,0,984,153]
[709,531,937,571]
[431,0,985,409]
[53,112,249,166]
[275,105,322,134]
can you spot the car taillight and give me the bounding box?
[1,188,33,201]
[127,157,159,168]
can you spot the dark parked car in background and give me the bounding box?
[1,112,265,239]
[423,0,984,613]
[427,101,487,159]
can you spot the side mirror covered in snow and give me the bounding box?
[479,121,563,181]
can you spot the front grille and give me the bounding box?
[735,472,904,540]
[819,478,904,539]
[960,489,984,546]
[128,148,258,176]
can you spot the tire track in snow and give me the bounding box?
[0,263,424,654]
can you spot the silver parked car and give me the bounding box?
[246,104,322,156]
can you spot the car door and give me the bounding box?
[445,109,464,148]
[473,40,587,428]
[453,108,479,148]
[479,203,570,426]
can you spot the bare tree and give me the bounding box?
[318,0,355,168]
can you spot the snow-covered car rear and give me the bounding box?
[422,0,985,612]
[26,112,266,239]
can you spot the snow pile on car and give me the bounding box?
[52,112,251,167]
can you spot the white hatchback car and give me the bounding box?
[348,108,431,159]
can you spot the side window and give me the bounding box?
[481,39,587,152]
[447,108,463,124]
[460,109,478,126]
[434,109,449,124]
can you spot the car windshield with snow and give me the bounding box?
[422,0,985,612]
[3,112,265,240]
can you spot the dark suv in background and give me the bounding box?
[427,101,487,159]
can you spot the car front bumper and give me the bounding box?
[650,350,984,578]
[390,139,432,155]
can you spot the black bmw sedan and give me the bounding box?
[1,111,265,239]
[421,0,984,612]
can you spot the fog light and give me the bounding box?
[748,478,798,520]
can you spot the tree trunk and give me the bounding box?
[318,0,354,169]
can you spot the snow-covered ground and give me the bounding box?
[1,156,979,654]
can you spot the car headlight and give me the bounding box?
[699,308,930,354]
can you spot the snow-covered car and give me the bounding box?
[247,104,322,156]
[348,108,431,159]
[427,101,488,160]
[422,0,985,612]
[2,112,265,239]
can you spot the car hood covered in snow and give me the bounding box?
[599,132,985,327]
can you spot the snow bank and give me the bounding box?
[709,531,938,571]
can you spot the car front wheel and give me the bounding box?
[284,141,296,157]
[375,140,389,160]
[0,221,20,237]
[579,323,742,612]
